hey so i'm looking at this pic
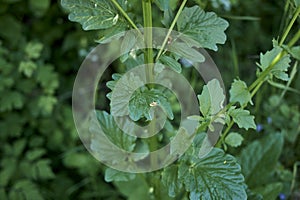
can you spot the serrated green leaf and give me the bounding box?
[177,6,229,51]
[95,110,136,151]
[238,133,284,187]
[104,168,135,182]
[169,42,205,63]
[198,79,225,116]
[129,88,174,121]
[110,72,144,116]
[229,108,256,130]
[225,132,244,147]
[162,165,182,197]
[259,46,291,81]
[179,148,247,199]
[229,79,252,106]
[160,55,182,73]
[252,182,283,200]
[61,0,126,31]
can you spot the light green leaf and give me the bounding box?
[129,88,174,121]
[229,108,256,130]
[259,46,291,81]
[61,0,127,31]
[252,182,283,200]
[198,79,225,116]
[229,79,252,106]
[104,168,136,182]
[162,165,182,197]
[294,0,300,6]
[38,96,57,115]
[160,55,182,73]
[179,148,247,199]
[19,61,37,78]
[177,6,229,51]
[238,133,284,187]
[169,42,205,63]
[25,42,43,59]
[225,132,244,147]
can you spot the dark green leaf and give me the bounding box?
[179,148,247,199]
[252,182,283,200]
[61,0,126,30]
[154,0,170,11]
[177,6,229,50]
[129,88,174,121]
[162,165,182,197]
[238,133,284,187]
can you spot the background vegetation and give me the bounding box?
[0,0,299,199]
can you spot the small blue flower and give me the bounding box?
[256,124,263,132]
[267,117,272,124]
[278,193,286,200]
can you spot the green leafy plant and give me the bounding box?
[1,0,299,199]
[60,0,300,199]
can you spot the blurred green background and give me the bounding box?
[0,0,299,199]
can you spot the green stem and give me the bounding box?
[155,0,188,61]
[142,0,154,83]
[288,29,300,47]
[279,6,300,46]
[111,0,141,34]
[216,5,300,149]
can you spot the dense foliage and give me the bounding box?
[0,0,299,199]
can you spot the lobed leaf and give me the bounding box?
[229,79,252,106]
[61,0,127,31]
[229,108,256,130]
[177,6,229,51]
